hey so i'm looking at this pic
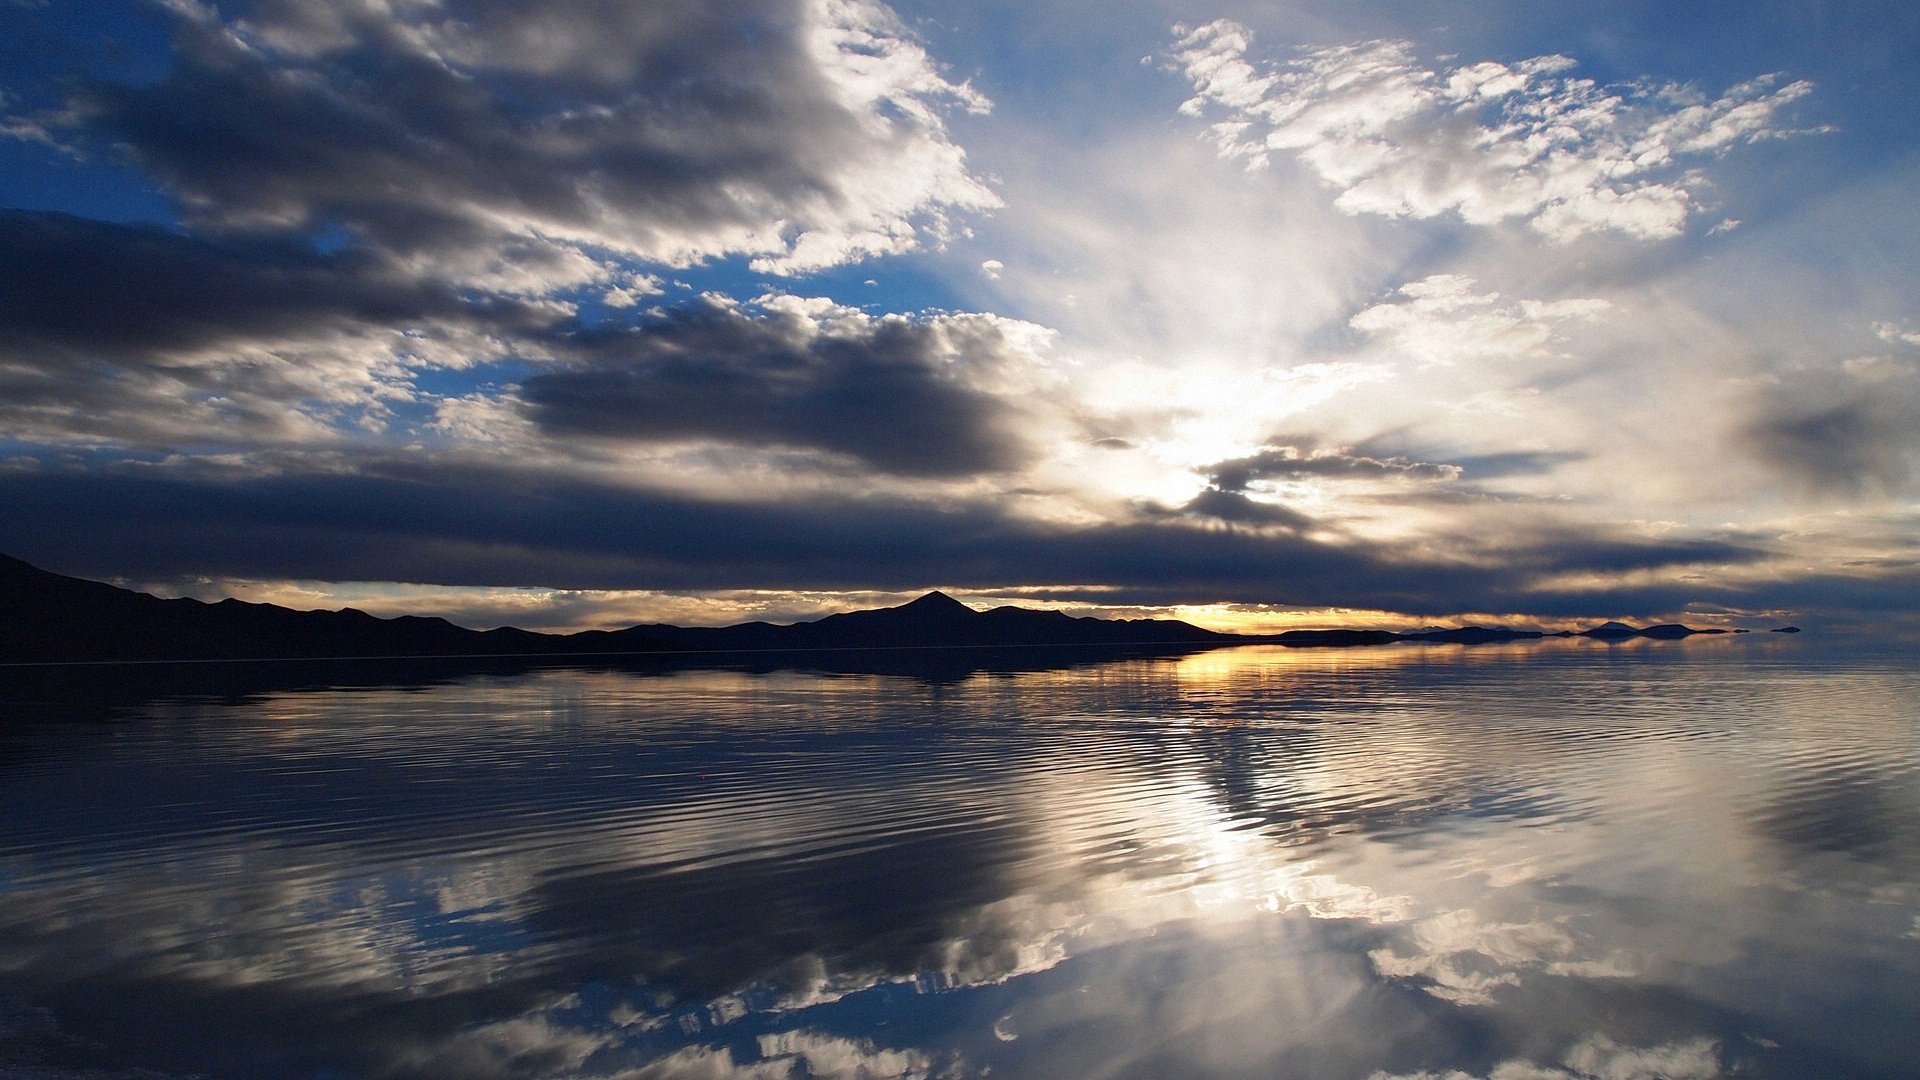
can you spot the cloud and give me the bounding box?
[1746,398,1916,497]
[1742,349,1920,498]
[50,0,998,288]
[0,209,1053,478]
[0,452,1771,621]
[0,210,546,361]
[1349,275,1609,368]
[518,295,1051,477]
[1206,438,1462,492]
[0,209,562,446]
[1446,452,1586,480]
[1171,22,1818,242]
[1874,320,1920,347]
[1165,487,1316,530]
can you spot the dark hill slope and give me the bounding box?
[0,553,1741,664]
[0,552,565,661]
[0,556,1228,663]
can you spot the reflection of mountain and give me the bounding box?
[1,552,1747,665]
[0,648,1230,725]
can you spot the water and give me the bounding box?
[0,635,1916,1078]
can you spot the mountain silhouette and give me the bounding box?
[1399,625,1547,644]
[0,551,557,662]
[0,554,1225,663]
[0,553,1750,665]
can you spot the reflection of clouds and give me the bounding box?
[6,656,1430,1075]
[661,761,1415,1025]
[387,1009,615,1080]
[0,649,1635,1030]
[4,647,1915,1076]
[1367,909,1632,1005]
[1368,1034,1720,1080]
[0,849,549,997]
[373,1007,944,1080]
[610,1033,936,1080]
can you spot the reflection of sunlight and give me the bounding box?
[1167,640,1580,685]
[1081,775,1411,924]
[1167,642,1445,691]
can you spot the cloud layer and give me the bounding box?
[55,0,997,288]
[1172,21,1817,241]
[0,451,1796,622]
[517,295,1046,477]
[0,209,566,446]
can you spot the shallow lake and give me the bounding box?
[1,635,1916,1078]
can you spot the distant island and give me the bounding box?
[0,553,1778,665]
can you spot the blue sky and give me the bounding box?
[2,0,1917,632]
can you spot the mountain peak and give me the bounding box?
[900,590,973,613]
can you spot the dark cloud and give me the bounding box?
[1338,449,1583,507]
[1163,488,1315,530]
[0,453,1779,619]
[0,210,1038,474]
[0,209,559,446]
[0,209,548,359]
[54,0,994,281]
[1206,439,1461,492]
[1746,395,1917,498]
[1516,528,1755,575]
[519,299,1035,477]
[1448,451,1586,479]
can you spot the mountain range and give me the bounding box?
[0,553,1746,664]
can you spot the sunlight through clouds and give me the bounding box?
[1348,275,1610,369]
[1,0,1917,629]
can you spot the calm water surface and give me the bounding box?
[1,636,1917,1078]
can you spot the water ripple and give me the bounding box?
[0,640,1916,1077]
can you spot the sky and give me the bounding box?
[2,0,1918,634]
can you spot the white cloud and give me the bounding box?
[1349,274,1609,369]
[1366,1035,1721,1080]
[1874,320,1920,347]
[0,88,56,146]
[1171,22,1818,242]
[602,272,666,309]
